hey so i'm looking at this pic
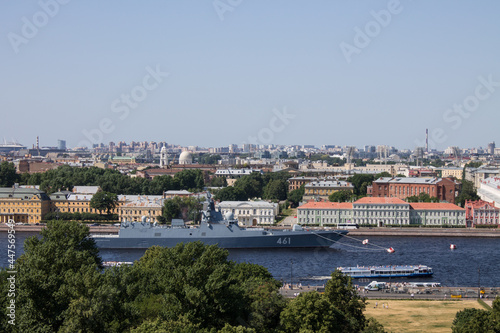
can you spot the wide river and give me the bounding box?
[2,232,499,287]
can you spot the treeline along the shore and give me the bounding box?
[1,221,500,332]
[0,221,387,332]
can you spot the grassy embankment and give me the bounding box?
[364,299,483,333]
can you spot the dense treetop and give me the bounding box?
[0,220,386,332]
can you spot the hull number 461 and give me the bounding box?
[277,237,291,245]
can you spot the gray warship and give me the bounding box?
[93,195,348,249]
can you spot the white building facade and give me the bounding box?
[218,201,278,226]
[297,197,466,227]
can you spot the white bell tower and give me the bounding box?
[160,146,168,167]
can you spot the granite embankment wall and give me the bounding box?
[1,224,500,237]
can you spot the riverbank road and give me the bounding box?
[279,284,499,300]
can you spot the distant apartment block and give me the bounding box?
[408,168,438,178]
[436,167,463,179]
[297,197,465,227]
[371,177,457,203]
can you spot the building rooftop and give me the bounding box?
[409,203,464,211]
[289,176,318,180]
[72,186,101,194]
[218,200,278,209]
[118,195,164,202]
[67,194,94,201]
[464,199,499,210]
[480,177,500,189]
[374,177,442,185]
[164,190,192,196]
[219,201,278,208]
[354,197,408,205]
[305,180,353,188]
[0,187,50,200]
[298,201,353,209]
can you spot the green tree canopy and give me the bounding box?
[347,174,375,196]
[0,161,18,187]
[214,186,248,202]
[263,179,288,201]
[210,176,228,187]
[13,221,113,332]
[466,161,483,168]
[287,186,305,208]
[90,191,119,214]
[234,173,264,199]
[280,291,346,333]
[125,242,260,330]
[329,190,355,203]
[406,192,440,203]
[374,171,391,179]
[452,296,500,332]
[455,180,480,207]
[17,165,206,195]
[280,269,383,333]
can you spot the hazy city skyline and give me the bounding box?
[2,1,500,150]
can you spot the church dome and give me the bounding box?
[179,151,193,164]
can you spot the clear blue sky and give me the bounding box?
[2,0,500,150]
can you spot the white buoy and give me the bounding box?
[387,247,395,253]
[362,239,369,245]
[450,244,457,250]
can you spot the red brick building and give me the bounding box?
[371,177,457,203]
[464,199,499,227]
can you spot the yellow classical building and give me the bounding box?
[0,186,51,223]
[0,185,164,224]
[303,180,354,200]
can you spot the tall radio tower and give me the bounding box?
[425,129,428,153]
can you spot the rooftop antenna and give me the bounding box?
[425,129,429,153]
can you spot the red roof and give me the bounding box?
[410,203,464,211]
[298,201,353,209]
[354,197,407,204]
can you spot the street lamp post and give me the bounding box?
[478,267,481,299]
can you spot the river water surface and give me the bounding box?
[2,232,499,287]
